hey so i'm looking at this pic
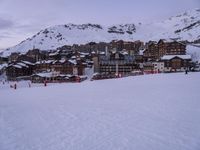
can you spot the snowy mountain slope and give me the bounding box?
[0,72,200,150]
[2,23,137,56]
[2,8,200,56]
[136,8,200,41]
[186,44,200,61]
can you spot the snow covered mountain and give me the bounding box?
[136,8,200,42]
[2,8,200,56]
[2,24,137,56]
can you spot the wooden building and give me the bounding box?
[157,39,186,57]
[144,39,186,61]
[31,72,69,83]
[35,58,87,76]
[31,72,87,83]
[51,59,74,74]
[6,61,35,80]
[35,60,54,73]
[143,41,158,60]
[110,40,143,55]
[161,55,191,72]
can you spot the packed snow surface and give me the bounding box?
[0,73,200,150]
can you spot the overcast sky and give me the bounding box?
[0,0,199,50]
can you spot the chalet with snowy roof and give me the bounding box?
[48,50,61,60]
[35,60,54,73]
[35,57,87,76]
[31,72,69,83]
[6,61,35,80]
[51,59,74,74]
[31,72,87,83]
[161,55,191,72]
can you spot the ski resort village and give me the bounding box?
[0,3,200,150]
[0,39,200,83]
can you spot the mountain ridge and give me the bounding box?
[1,8,200,56]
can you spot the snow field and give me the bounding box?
[0,73,200,150]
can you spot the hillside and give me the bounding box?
[2,8,200,56]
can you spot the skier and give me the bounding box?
[185,69,188,74]
[44,80,47,86]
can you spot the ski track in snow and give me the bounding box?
[0,73,200,150]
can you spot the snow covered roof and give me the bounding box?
[93,73,100,76]
[49,51,59,56]
[35,60,54,64]
[100,52,105,55]
[17,62,29,68]
[8,62,30,69]
[35,72,52,77]
[21,61,35,65]
[66,74,74,78]
[161,55,191,60]
[13,64,22,69]
[71,56,76,59]
[139,49,145,55]
[158,39,174,43]
[80,52,89,55]
[51,59,66,64]
[120,51,128,55]
[59,59,66,63]
[68,59,77,65]
[45,60,54,64]
[34,72,66,78]
[80,55,85,58]
[86,60,93,63]
[0,64,7,70]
